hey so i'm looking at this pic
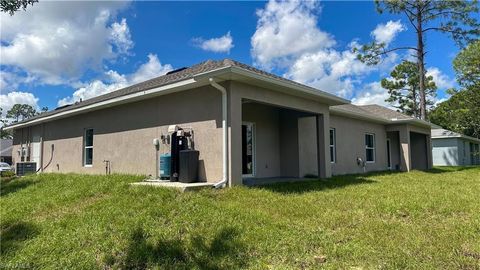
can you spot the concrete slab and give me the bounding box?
[131,180,213,192]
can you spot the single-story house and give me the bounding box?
[431,127,480,166]
[0,139,13,165]
[5,59,433,186]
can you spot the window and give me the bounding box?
[242,123,255,176]
[84,129,93,166]
[329,128,336,163]
[365,133,375,163]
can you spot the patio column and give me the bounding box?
[426,134,433,169]
[316,113,331,178]
[228,87,243,186]
[398,126,411,171]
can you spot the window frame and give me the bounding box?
[329,128,336,163]
[365,133,376,163]
[241,122,256,178]
[83,128,94,167]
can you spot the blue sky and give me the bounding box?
[0,1,469,115]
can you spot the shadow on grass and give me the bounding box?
[0,178,37,197]
[255,174,380,194]
[118,226,249,269]
[0,221,39,255]
[426,166,479,174]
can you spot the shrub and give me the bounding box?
[1,171,16,178]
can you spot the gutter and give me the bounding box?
[390,118,433,128]
[194,65,350,105]
[432,135,480,143]
[330,107,434,128]
[229,66,350,105]
[209,78,228,188]
[6,64,349,131]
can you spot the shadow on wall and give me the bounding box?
[114,226,249,269]
[0,221,39,255]
[440,147,459,166]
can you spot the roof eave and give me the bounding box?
[432,134,480,143]
[4,78,201,131]
[229,66,349,105]
[5,65,350,130]
[390,118,433,128]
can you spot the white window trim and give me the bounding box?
[242,122,256,178]
[83,128,93,167]
[365,133,376,163]
[329,128,336,163]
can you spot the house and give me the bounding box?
[5,59,433,186]
[0,139,13,165]
[431,128,480,166]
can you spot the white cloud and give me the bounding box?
[285,48,372,97]
[193,32,234,53]
[58,54,172,106]
[0,91,40,116]
[351,81,392,107]
[426,67,455,90]
[250,0,400,99]
[0,70,36,91]
[109,18,134,55]
[129,54,173,84]
[251,0,335,69]
[433,97,448,107]
[0,1,132,85]
[371,20,405,45]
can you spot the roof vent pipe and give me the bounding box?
[209,78,228,188]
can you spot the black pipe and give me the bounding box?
[37,144,54,172]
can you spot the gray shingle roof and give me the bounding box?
[330,104,428,126]
[432,128,480,142]
[17,59,231,125]
[359,104,413,120]
[8,58,345,128]
[330,104,383,120]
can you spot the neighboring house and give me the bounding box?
[5,59,433,186]
[431,128,480,166]
[0,139,13,165]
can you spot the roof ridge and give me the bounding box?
[6,58,349,129]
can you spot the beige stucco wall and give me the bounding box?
[329,114,389,175]
[12,86,223,182]
[298,116,318,177]
[13,77,433,185]
[228,81,331,185]
[242,102,281,178]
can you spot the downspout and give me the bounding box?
[40,123,45,172]
[209,78,228,188]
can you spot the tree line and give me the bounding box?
[0,105,48,138]
[355,0,479,138]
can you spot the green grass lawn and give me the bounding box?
[1,167,479,269]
